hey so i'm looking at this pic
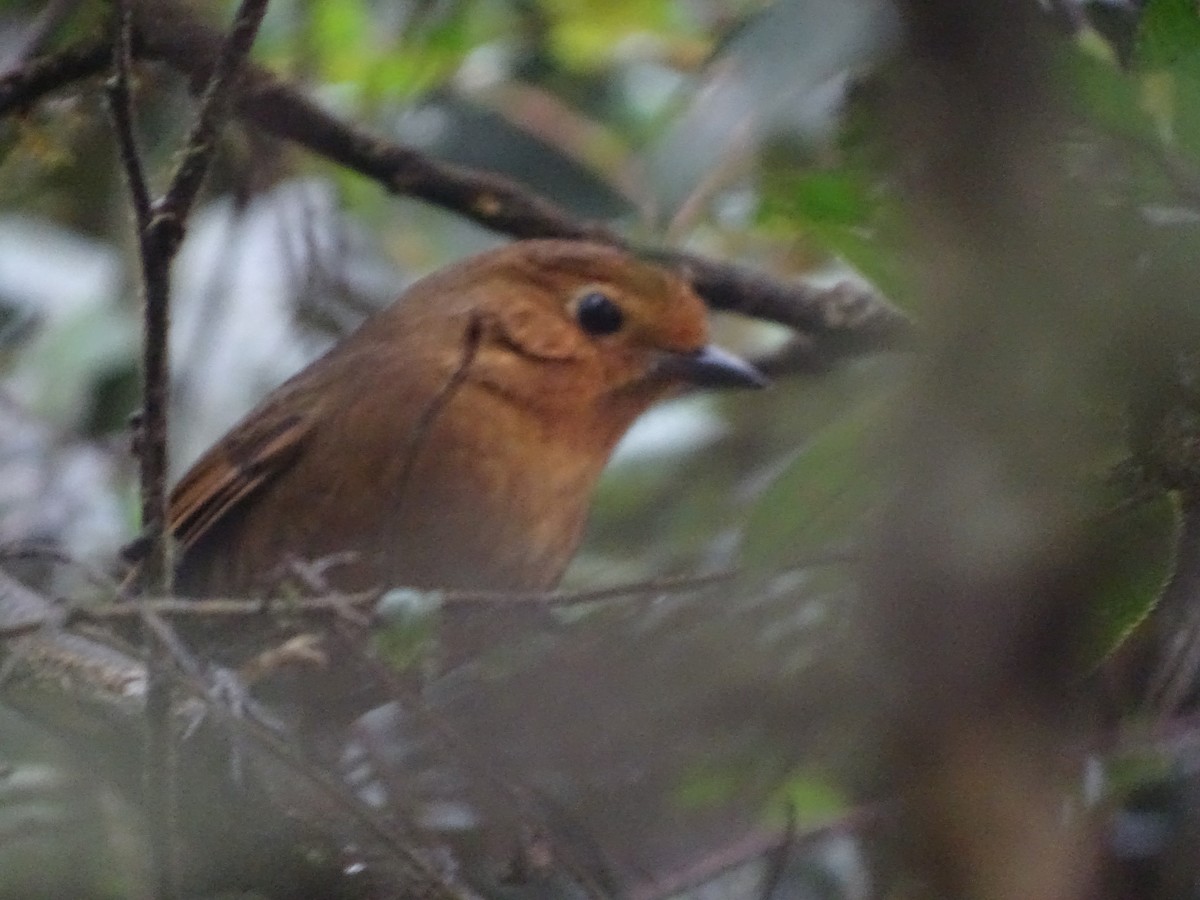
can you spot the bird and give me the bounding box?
[168,239,766,597]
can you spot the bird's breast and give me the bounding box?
[372,384,613,591]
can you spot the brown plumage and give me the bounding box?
[171,240,765,596]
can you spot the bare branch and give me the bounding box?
[0,541,125,596]
[625,804,881,900]
[0,571,469,899]
[0,38,107,112]
[0,5,911,355]
[156,0,271,230]
[104,0,151,229]
[62,571,733,630]
[102,2,272,896]
[103,3,179,893]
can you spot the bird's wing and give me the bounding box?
[169,404,313,552]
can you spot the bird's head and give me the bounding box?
[443,241,765,443]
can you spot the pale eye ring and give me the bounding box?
[575,291,624,336]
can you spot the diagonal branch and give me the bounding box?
[0,2,912,354]
[155,0,273,233]
[0,37,108,112]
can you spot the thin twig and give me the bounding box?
[155,0,271,230]
[72,593,380,624]
[158,661,469,898]
[133,0,271,599]
[65,571,733,628]
[3,565,870,635]
[756,802,796,900]
[104,0,150,228]
[2,572,743,643]
[0,541,124,596]
[103,2,176,894]
[133,0,272,596]
[103,2,273,896]
[0,619,47,640]
[0,37,107,111]
[0,579,466,898]
[627,803,881,900]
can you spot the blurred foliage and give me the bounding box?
[0,0,908,582]
[0,0,1192,691]
[12,0,1200,896]
[739,366,895,576]
[1082,491,1180,670]
[0,706,149,898]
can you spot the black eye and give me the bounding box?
[575,291,624,336]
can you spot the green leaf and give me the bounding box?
[1130,0,1200,158]
[1062,36,1157,144]
[757,166,909,303]
[1082,491,1180,668]
[770,170,871,228]
[1137,0,1200,72]
[773,769,849,826]
[538,0,690,69]
[675,765,747,808]
[310,0,372,82]
[740,386,892,574]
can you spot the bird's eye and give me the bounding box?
[575,291,624,336]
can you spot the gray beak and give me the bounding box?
[655,344,769,389]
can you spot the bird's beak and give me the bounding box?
[654,344,769,389]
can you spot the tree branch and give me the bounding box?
[105,1,150,230]
[102,2,272,896]
[103,3,178,894]
[0,37,108,112]
[0,3,912,354]
[0,569,469,900]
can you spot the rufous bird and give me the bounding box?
[169,239,765,596]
